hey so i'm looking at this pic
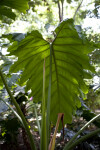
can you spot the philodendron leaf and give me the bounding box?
[8,19,95,125]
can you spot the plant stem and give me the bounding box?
[0,68,36,150]
[34,103,41,136]
[73,0,83,21]
[61,0,64,21]
[65,128,100,150]
[58,0,62,22]
[49,113,64,150]
[63,113,100,150]
[46,44,52,149]
[40,58,47,150]
[1,98,24,126]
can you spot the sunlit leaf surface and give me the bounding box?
[8,19,95,124]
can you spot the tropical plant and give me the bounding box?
[0,18,100,149]
[0,0,100,150]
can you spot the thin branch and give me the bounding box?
[61,0,64,21]
[73,0,84,21]
[58,0,62,22]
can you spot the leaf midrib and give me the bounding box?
[51,22,73,113]
[52,44,61,112]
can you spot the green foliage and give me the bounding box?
[0,117,21,143]
[1,33,25,43]
[0,76,3,89]
[0,6,16,20]
[15,92,28,105]
[66,0,72,4]
[0,54,19,90]
[94,0,100,18]
[0,0,29,22]
[82,109,100,128]
[8,19,95,125]
[28,0,42,11]
[66,0,80,4]
[91,49,100,64]
[77,100,100,128]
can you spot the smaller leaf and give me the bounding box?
[2,33,25,42]
[0,6,16,20]
[66,0,72,4]
[83,70,93,79]
[0,0,29,14]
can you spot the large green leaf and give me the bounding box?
[8,19,95,124]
